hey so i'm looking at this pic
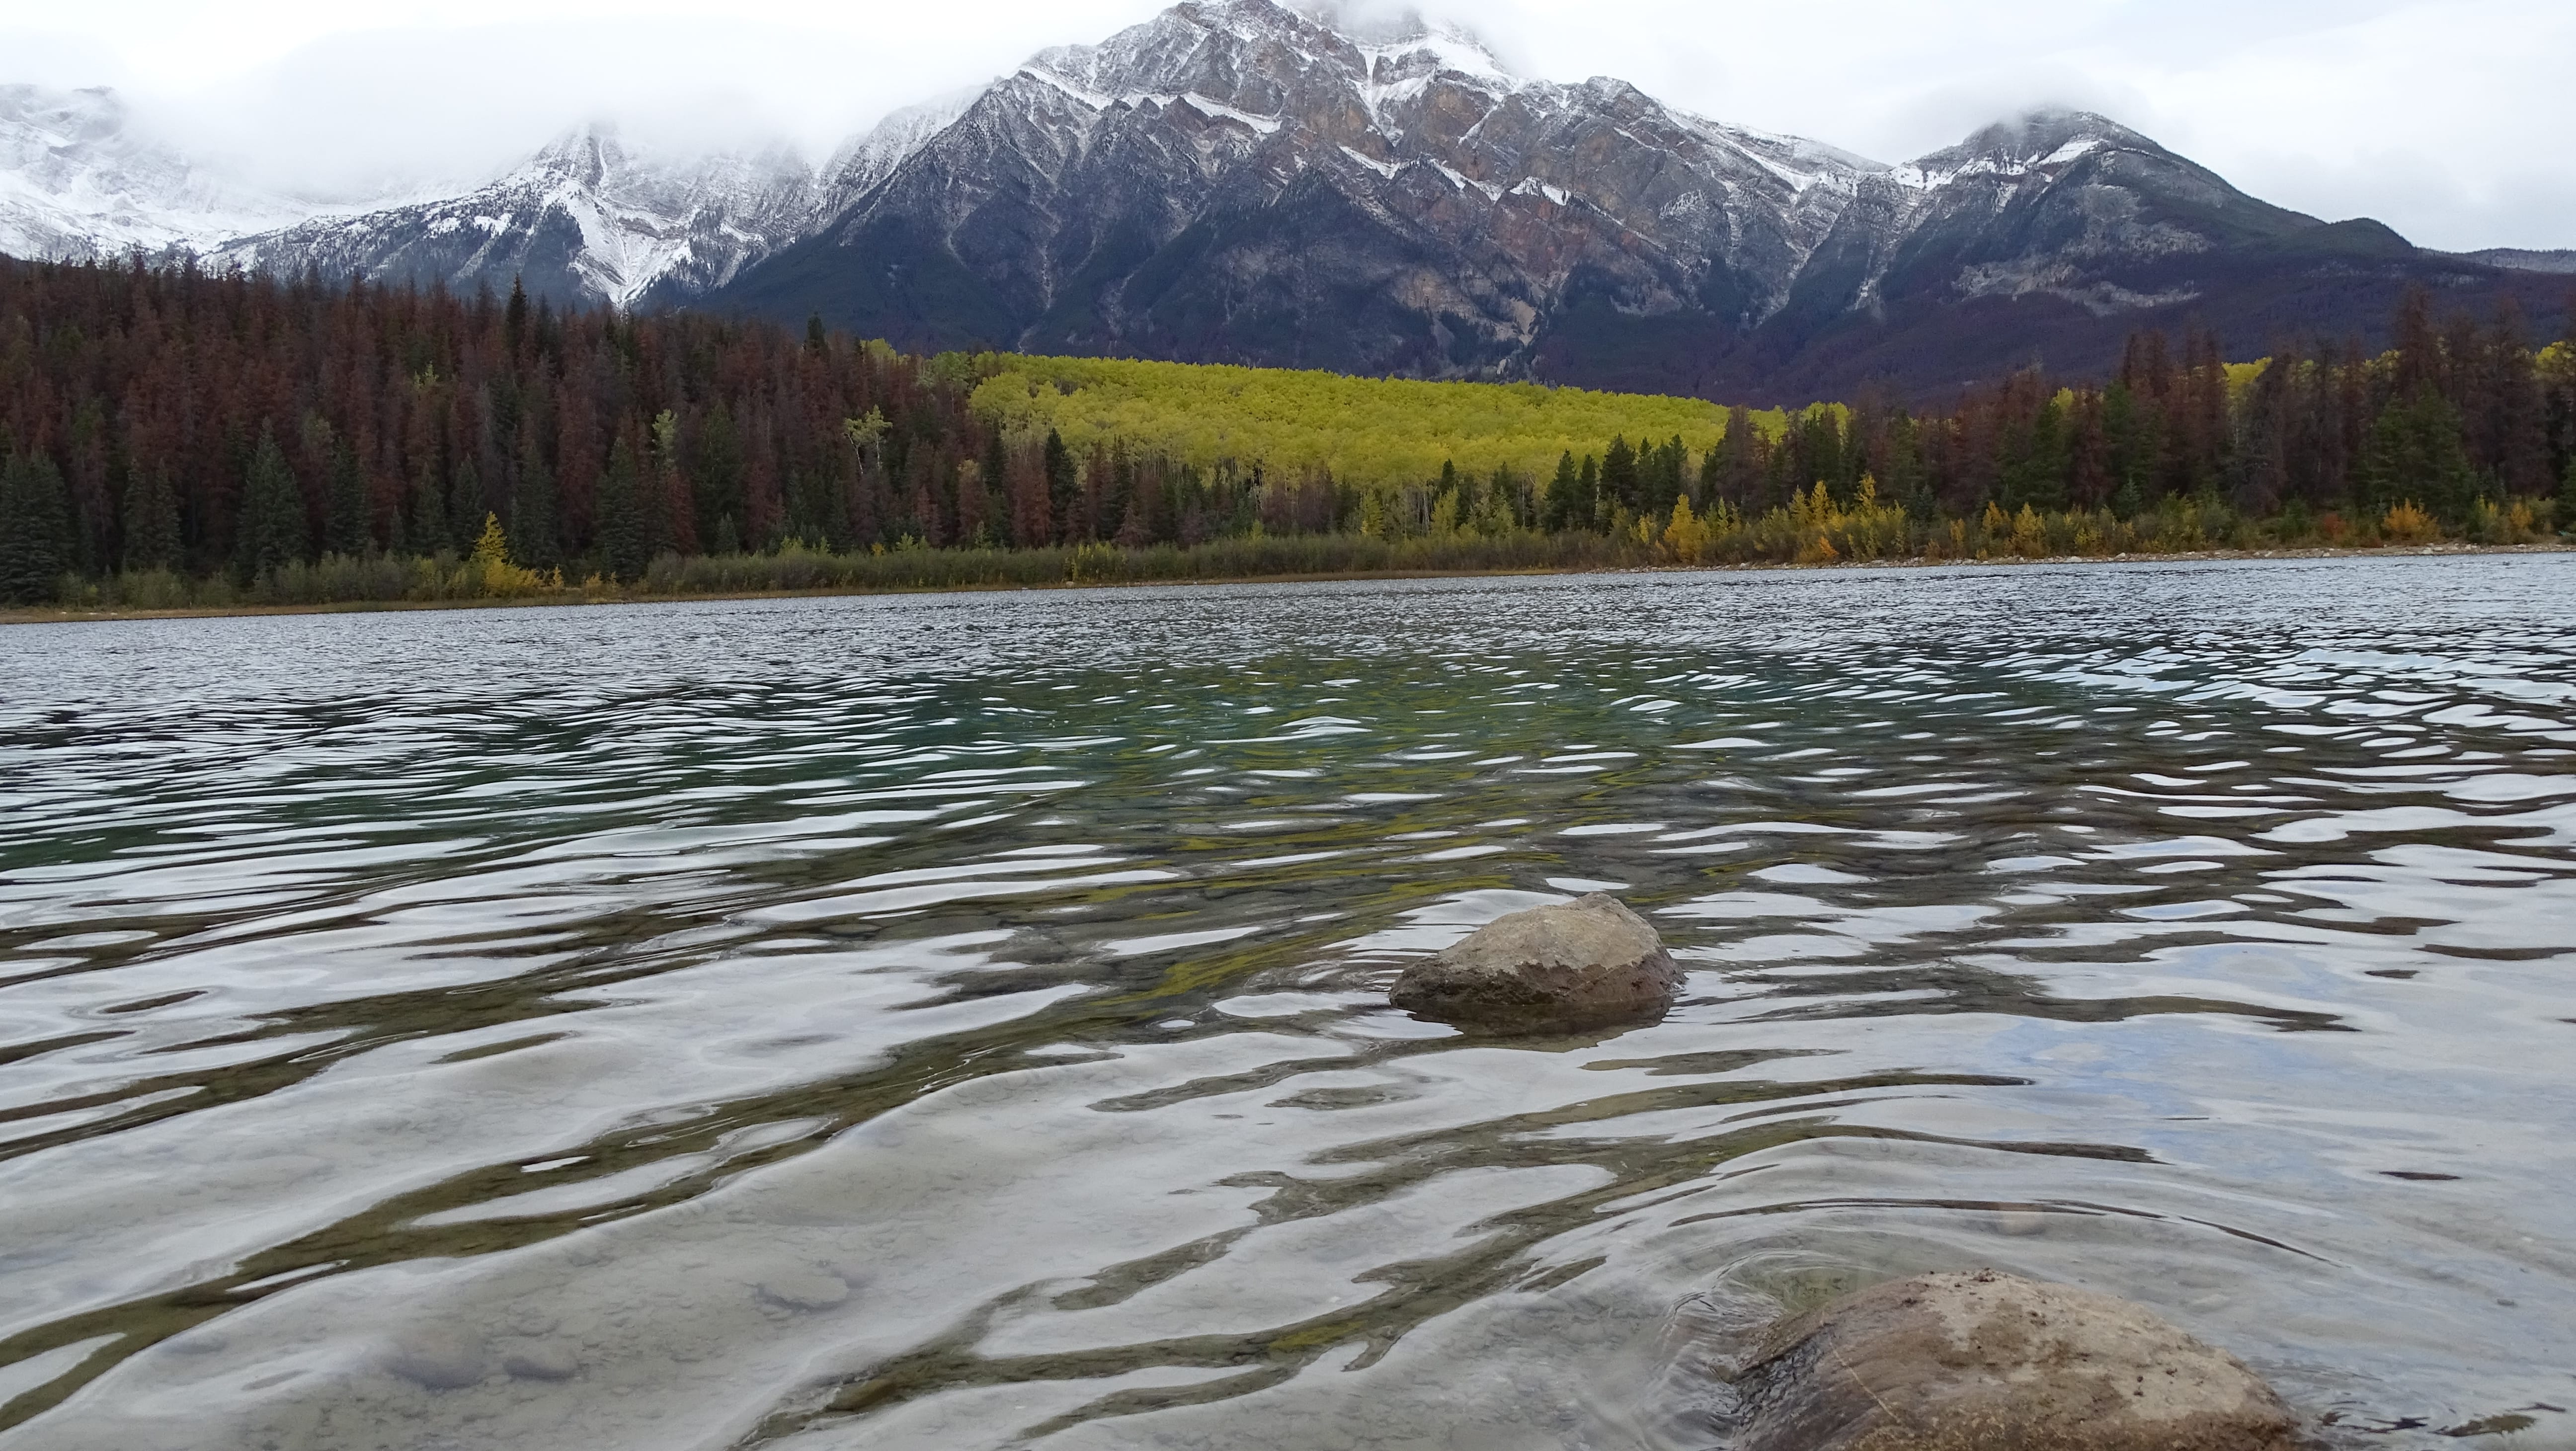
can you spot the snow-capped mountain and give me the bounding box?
[724,0,1903,382]
[715,0,2557,399]
[203,127,828,310]
[0,84,309,260]
[6,0,2561,400]
[0,85,974,312]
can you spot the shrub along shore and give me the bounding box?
[6,500,2563,625]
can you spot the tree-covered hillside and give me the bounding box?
[0,257,2570,612]
[962,355,1782,491]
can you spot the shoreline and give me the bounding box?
[3,540,2568,627]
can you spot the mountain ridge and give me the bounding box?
[3,0,2567,403]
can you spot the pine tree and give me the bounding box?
[1578,456,1602,531]
[322,444,369,557]
[1716,405,1762,509]
[0,447,75,603]
[510,431,561,570]
[1044,429,1077,544]
[2359,393,2477,525]
[504,276,530,353]
[448,460,485,555]
[120,466,181,573]
[1541,452,1581,532]
[236,429,307,579]
[405,464,444,558]
[596,431,652,581]
[1602,436,1639,513]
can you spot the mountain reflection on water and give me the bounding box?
[1,557,2572,1451]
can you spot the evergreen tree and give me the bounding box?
[1798,407,1845,502]
[1649,435,1688,516]
[510,431,561,570]
[1044,429,1078,543]
[236,429,307,579]
[1542,452,1581,532]
[0,447,75,603]
[405,464,444,558]
[806,315,829,355]
[1714,405,1762,509]
[1578,456,1602,530]
[1999,398,2070,514]
[120,465,181,573]
[1602,436,1639,513]
[596,432,652,581]
[980,429,1010,546]
[2359,393,2477,524]
[322,444,369,557]
[448,460,485,555]
[504,276,530,353]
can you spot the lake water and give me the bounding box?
[2,558,2574,1451]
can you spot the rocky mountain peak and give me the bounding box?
[526,125,624,190]
[1943,106,2159,168]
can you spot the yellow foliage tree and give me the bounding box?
[1661,496,1711,564]
[2012,504,2047,557]
[2381,500,2438,544]
[467,513,551,597]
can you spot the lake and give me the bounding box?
[2,557,2573,1451]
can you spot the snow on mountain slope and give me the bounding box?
[819,89,990,216]
[719,0,1910,384]
[0,81,968,310]
[0,84,313,259]
[204,126,822,309]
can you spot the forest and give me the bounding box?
[0,255,2570,610]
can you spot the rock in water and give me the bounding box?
[1390,894,1682,1026]
[1731,1271,2300,1451]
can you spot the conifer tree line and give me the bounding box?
[0,256,2570,606]
[1664,295,2575,533]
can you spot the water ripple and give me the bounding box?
[0,557,2572,1450]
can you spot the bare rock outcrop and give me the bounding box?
[1730,1270,2301,1451]
[1390,894,1682,1026]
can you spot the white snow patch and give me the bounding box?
[1179,93,1283,135]
[2040,138,2105,167]
[1423,158,1498,198]
[1341,146,1401,180]
[1018,66,1114,111]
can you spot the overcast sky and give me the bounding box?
[4,0,2569,251]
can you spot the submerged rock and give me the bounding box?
[1730,1271,2299,1451]
[1390,894,1682,1027]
